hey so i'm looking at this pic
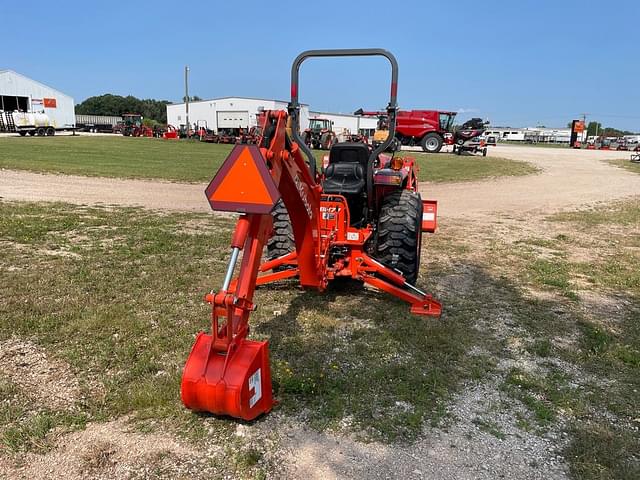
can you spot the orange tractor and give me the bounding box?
[181,49,441,421]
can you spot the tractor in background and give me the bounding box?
[120,114,153,137]
[303,117,337,149]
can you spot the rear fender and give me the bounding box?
[421,200,437,233]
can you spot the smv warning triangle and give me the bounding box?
[205,145,281,214]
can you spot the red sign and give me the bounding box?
[43,98,57,108]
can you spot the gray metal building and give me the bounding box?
[0,70,75,129]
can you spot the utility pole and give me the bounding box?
[185,66,190,133]
[580,113,589,141]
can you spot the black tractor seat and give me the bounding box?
[322,142,370,195]
[322,162,365,195]
[322,142,371,225]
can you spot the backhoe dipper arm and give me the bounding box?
[203,110,325,350]
[181,109,325,420]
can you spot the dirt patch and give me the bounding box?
[0,418,213,480]
[0,338,83,410]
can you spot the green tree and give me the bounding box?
[586,121,602,136]
[601,127,625,137]
[76,94,171,123]
[182,95,202,102]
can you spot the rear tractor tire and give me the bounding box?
[373,190,423,285]
[266,199,295,271]
[421,132,443,153]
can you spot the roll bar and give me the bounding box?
[288,49,399,189]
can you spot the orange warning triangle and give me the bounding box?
[205,145,281,214]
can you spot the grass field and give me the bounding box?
[0,136,537,183]
[1,197,638,478]
[608,158,640,175]
[0,200,492,477]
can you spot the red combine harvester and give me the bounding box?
[181,49,442,421]
[355,108,457,153]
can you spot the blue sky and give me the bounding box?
[4,0,639,130]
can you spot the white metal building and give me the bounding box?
[167,96,378,136]
[0,70,75,129]
[167,97,310,132]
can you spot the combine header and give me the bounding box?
[181,49,442,420]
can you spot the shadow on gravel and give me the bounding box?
[253,262,569,442]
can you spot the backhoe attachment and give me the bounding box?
[181,145,282,420]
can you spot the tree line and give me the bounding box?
[585,122,635,137]
[75,94,171,124]
[567,121,636,137]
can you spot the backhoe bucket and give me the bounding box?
[181,332,274,421]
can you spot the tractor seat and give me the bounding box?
[322,142,370,196]
[322,163,365,195]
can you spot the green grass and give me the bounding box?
[607,158,640,176]
[550,198,640,226]
[566,423,640,480]
[0,200,495,445]
[487,199,640,480]
[0,136,229,182]
[0,136,536,184]
[410,151,538,183]
[2,195,637,477]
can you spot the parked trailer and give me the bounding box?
[75,114,122,133]
[0,111,56,136]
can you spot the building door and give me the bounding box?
[216,111,249,131]
[1,95,29,112]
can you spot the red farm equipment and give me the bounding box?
[120,114,153,137]
[181,49,441,421]
[355,108,457,153]
[452,118,491,156]
[162,125,179,140]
